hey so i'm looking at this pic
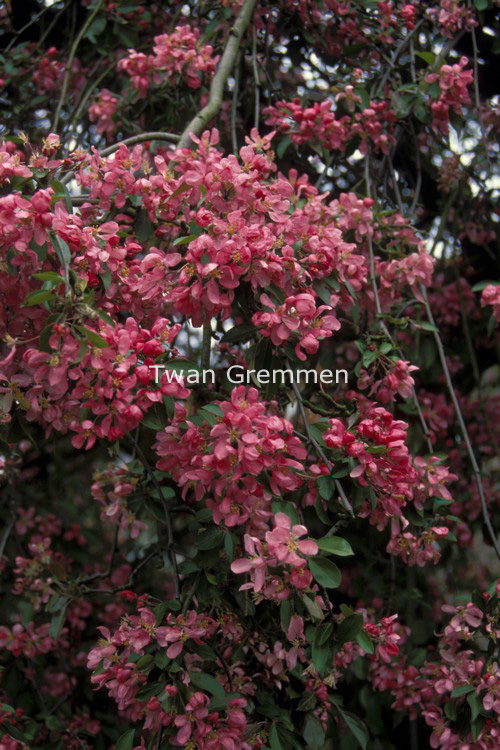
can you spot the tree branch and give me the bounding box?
[288,365,354,517]
[128,436,181,598]
[420,286,500,561]
[177,0,257,149]
[52,0,105,133]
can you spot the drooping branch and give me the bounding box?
[288,364,354,517]
[420,287,500,562]
[99,131,180,157]
[61,132,179,185]
[177,0,257,149]
[52,0,105,133]
[364,154,434,453]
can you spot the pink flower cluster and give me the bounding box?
[0,141,33,183]
[231,512,318,598]
[427,1,478,39]
[425,57,474,134]
[371,588,500,750]
[252,292,340,360]
[324,405,417,526]
[87,604,251,746]
[0,622,56,658]
[118,25,218,96]
[1,315,188,448]
[387,526,449,566]
[264,96,396,155]
[91,464,146,538]
[88,88,119,140]
[358,358,418,403]
[154,387,307,530]
[31,47,65,94]
[481,284,500,322]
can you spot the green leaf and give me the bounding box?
[173,233,198,246]
[115,728,135,750]
[277,136,292,159]
[444,700,457,722]
[467,692,481,721]
[313,279,332,305]
[314,495,331,525]
[451,684,475,698]
[209,691,243,712]
[221,323,256,344]
[337,707,368,750]
[197,527,224,550]
[280,599,292,631]
[75,325,109,348]
[270,723,294,750]
[471,279,497,292]
[197,407,220,426]
[189,672,224,698]
[308,557,341,588]
[23,290,54,306]
[272,501,300,525]
[416,321,439,333]
[303,714,326,750]
[100,268,112,290]
[224,532,235,562]
[316,476,335,501]
[169,182,191,201]
[474,0,488,10]
[355,630,374,655]
[414,51,436,65]
[49,179,72,212]
[362,350,377,367]
[84,16,107,43]
[311,639,331,675]
[32,272,65,283]
[336,614,363,646]
[302,594,324,621]
[471,716,485,742]
[316,622,333,646]
[316,536,354,557]
[94,308,116,327]
[49,606,67,639]
[52,233,71,270]
[136,654,154,670]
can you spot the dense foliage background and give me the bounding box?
[0,1,499,748]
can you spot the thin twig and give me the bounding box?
[177,0,257,149]
[409,123,422,218]
[252,22,260,130]
[201,320,212,370]
[99,131,179,157]
[0,517,14,559]
[287,365,354,516]
[129,436,181,597]
[231,53,241,154]
[61,132,179,185]
[5,2,59,52]
[63,59,116,148]
[215,646,233,690]
[420,286,500,561]
[80,524,119,583]
[365,154,434,454]
[52,0,105,133]
[387,156,404,214]
[470,27,492,173]
[374,20,424,98]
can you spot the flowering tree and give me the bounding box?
[0,0,499,748]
